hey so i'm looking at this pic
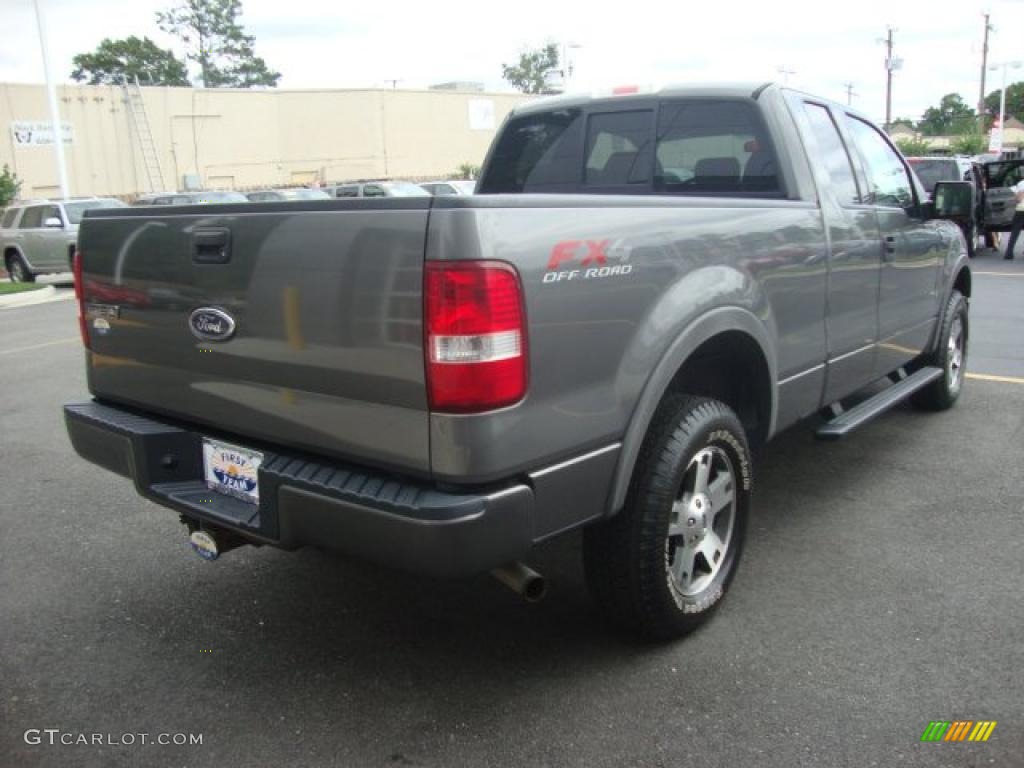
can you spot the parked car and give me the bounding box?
[418,180,476,196]
[1,197,126,282]
[245,188,330,202]
[66,83,971,640]
[133,191,248,206]
[323,181,430,198]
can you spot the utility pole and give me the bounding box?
[777,67,795,85]
[843,82,857,105]
[978,13,992,129]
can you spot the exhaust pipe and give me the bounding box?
[491,562,547,603]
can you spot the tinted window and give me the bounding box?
[337,186,359,197]
[845,117,914,208]
[1,208,17,229]
[906,158,959,194]
[19,206,45,228]
[584,110,653,186]
[802,102,860,206]
[478,108,584,193]
[655,100,780,195]
[42,205,62,225]
[363,185,384,197]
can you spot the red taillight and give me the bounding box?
[73,249,90,349]
[424,261,527,413]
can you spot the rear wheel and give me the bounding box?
[583,395,751,641]
[6,253,34,283]
[912,290,967,411]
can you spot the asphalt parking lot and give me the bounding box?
[2,250,1022,768]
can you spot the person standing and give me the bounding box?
[1005,177,1024,260]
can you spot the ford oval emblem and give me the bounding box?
[189,307,236,341]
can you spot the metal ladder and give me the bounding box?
[123,77,166,193]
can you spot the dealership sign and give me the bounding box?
[11,121,74,147]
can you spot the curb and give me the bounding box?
[0,285,63,309]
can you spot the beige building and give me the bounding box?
[1,82,531,199]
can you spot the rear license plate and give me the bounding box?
[202,438,263,505]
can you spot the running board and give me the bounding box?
[815,366,944,441]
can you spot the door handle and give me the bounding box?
[192,228,231,264]
[883,235,897,259]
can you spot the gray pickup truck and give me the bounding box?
[64,84,971,639]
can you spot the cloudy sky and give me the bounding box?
[3,0,1024,124]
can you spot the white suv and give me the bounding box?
[1,198,126,282]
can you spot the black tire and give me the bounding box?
[583,395,751,641]
[963,221,976,258]
[6,253,34,283]
[911,290,967,411]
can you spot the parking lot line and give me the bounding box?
[0,336,78,357]
[966,372,1024,385]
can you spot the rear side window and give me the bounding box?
[801,102,860,206]
[478,108,584,193]
[655,100,780,196]
[19,206,44,228]
[584,110,653,186]
[1,208,17,229]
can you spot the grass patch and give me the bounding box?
[0,281,47,295]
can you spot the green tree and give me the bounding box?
[918,93,975,136]
[951,131,987,156]
[70,36,189,86]
[456,163,481,180]
[502,43,560,94]
[157,0,281,88]
[894,136,932,156]
[983,82,1024,123]
[0,164,22,206]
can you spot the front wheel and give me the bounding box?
[7,254,34,283]
[912,290,967,411]
[583,395,752,641]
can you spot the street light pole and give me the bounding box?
[989,61,1022,155]
[32,0,70,199]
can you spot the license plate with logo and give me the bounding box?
[202,438,263,505]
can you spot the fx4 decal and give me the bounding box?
[543,239,634,284]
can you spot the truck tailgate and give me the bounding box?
[77,200,431,475]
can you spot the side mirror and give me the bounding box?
[931,181,973,220]
[44,216,63,228]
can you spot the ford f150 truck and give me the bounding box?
[65,84,972,640]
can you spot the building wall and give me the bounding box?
[0,82,529,198]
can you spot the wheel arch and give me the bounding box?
[606,307,777,516]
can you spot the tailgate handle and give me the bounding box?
[193,228,231,264]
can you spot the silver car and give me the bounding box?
[1,198,126,282]
[418,180,476,196]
